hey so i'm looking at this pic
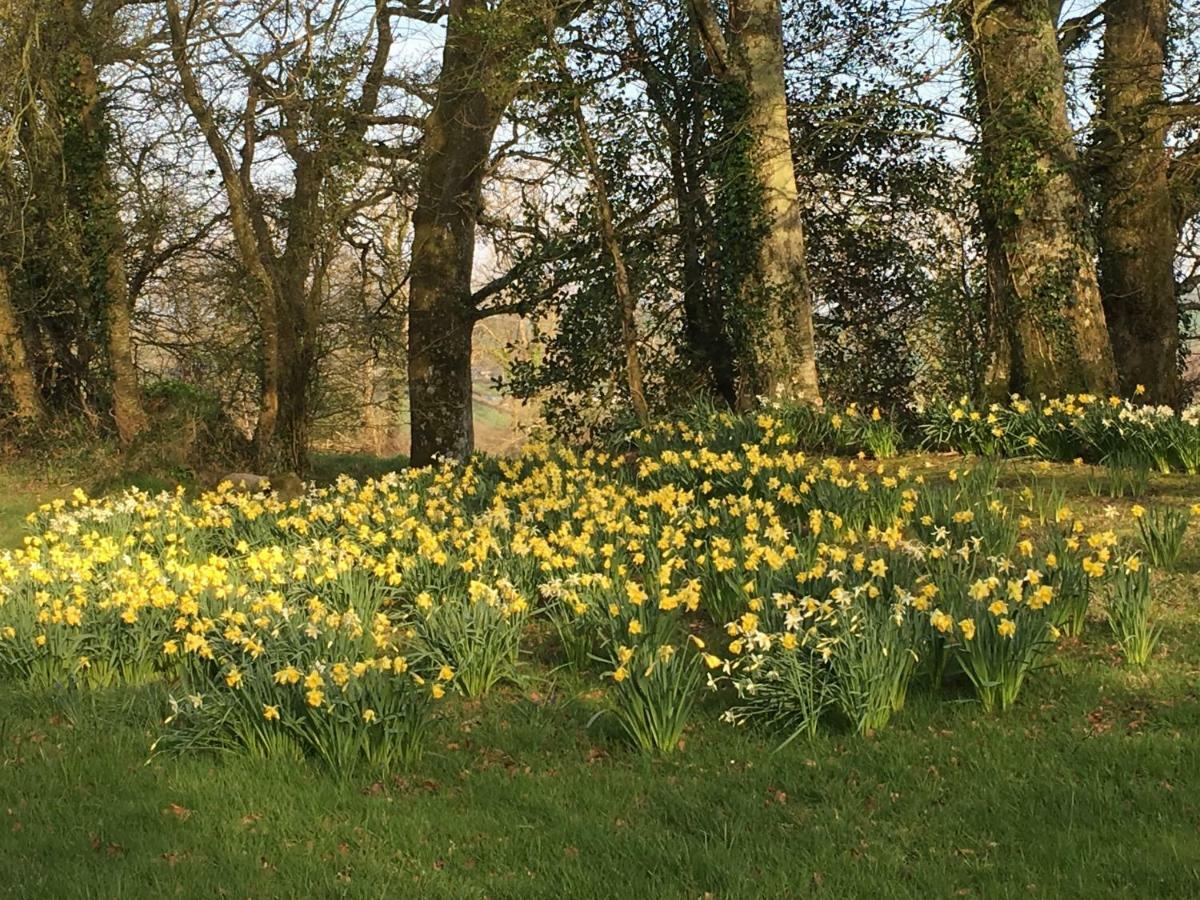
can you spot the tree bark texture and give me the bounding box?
[67,1,147,443]
[0,267,46,423]
[964,0,1117,398]
[691,0,821,406]
[407,0,524,466]
[1095,0,1179,403]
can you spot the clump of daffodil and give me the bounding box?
[0,396,1173,759]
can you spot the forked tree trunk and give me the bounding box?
[691,0,821,406]
[0,267,45,423]
[167,0,283,465]
[963,0,1117,397]
[168,1,395,472]
[1094,0,1179,404]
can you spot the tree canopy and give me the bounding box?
[1,0,1198,466]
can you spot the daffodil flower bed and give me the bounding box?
[0,406,1182,766]
[919,393,1200,473]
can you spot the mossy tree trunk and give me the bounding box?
[65,0,147,444]
[964,0,1117,398]
[1094,0,1179,404]
[690,0,821,407]
[0,267,46,423]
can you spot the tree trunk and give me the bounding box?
[269,156,325,473]
[679,27,738,406]
[1094,0,1178,404]
[691,0,821,406]
[964,0,1117,398]
[0,267,45,423]
[102,246,147,444]
[408,0,519,466]
[69,3,147,443]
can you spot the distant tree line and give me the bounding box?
[0,0,1197,469]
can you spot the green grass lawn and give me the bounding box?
[1,459,1198,898]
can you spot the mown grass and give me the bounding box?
[1,458,1198,898]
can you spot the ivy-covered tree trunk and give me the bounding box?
[675,110,737,405]
[1095,0,1178,404]
[691,0,821,407]
[963,0,1117,397]
[66,1,147,444]
[0,267,45,423]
